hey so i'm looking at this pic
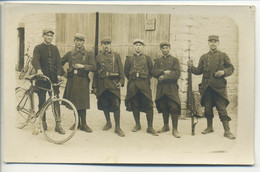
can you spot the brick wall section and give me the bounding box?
[24,13,56,56]
[170,15,238,117]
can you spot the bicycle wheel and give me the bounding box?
[15,87,33,129]
[19,65,29,79]
[40,98,78,144]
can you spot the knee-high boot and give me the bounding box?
[158,112,170,133]
[202,117,214,134]
[146,109,158,136]
[113,109,125,137]
[103,109,112,130]
[171,114,181,138]
[222,120,236,139]
[132,109,141,132]
[54,101,65,134]
[79,110,92,133]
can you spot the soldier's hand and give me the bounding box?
[116,82,121,89]
[57,75,63,81]
[214,70,225,77]
[187,60,193,68]
[158,75,164,81]
[37,69,43,76]
[74,64,84,69]
[92,88,97,95]
[164,70,171,74]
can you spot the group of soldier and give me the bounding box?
[31,29,236,140]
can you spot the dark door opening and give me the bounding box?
[17,27,24,71]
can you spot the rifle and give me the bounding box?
[187,25,198,135]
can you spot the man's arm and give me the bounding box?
[31,45,42,74]
[151,58,164,78]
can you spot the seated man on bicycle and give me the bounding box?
[31,29,65,134]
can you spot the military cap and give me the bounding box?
[42,29,54,35]
[101,37,111,44]
[208,35,219,41]
[133,39,144,45]
[74,33,86,41]
[160,42,171,48]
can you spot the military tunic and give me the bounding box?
[32,43,62,86]
[152,54,181,114]
[32,43,62,109]
[61,48,96,110]
[191,50,234,107]
[92,51,125,112]
[124,53,153,112]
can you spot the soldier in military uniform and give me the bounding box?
[152,42,181,138]
[32,29,65,134]
[124,39,158,136]
[188,35,235,139]
[92,37,125,137]
[61,33,96,133]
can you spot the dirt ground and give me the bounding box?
[3,73,238,164]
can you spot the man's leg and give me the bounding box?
[113,109,125,137]
[158,96,170,133]
[79,109,92,133]
[215,93,235,139]
[99,91,112,130]
[70,110,81,130]
[37,90,47,130]
[202,87,214,134]
[169,99,181,138]
[131,92,141,132]
[52,86,65,134]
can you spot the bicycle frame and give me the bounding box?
[17,74,62,125]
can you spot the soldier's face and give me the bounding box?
[161,45,170,55]
[74,39,85,49]
[134,43,143,53]
[42,33,54,44]
[208,40,219,50]
[102,42,111,52]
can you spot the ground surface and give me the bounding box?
[3,73,238,164]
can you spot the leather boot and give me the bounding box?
[222,120,236,139]
[53,101,65,134]
[146,110,158,136]
[158,112,170,133]
[202,117,214,134]
[103,110,112,130]
[114,110,125,137]
[79,110,92,133]
[55,121,66,134]
[171,114,181,138]
[132,109,141,132]
[70,112,81,130]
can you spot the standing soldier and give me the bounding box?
[92,37,125,137]
[152,42,181,138]
[32,29,65,134]
[188,35,236,139]
[124,39,158,136]
[61,33,96,133]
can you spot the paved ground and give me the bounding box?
[3,73,238,164]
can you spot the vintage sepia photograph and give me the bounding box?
[2,3,255,165]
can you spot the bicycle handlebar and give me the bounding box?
[25,74,63,90]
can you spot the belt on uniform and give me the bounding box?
[130,72,148,79]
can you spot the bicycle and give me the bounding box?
[15,74,79,144]
[19,46,36,80]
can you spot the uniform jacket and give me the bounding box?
[191,50,234,106]
[152,54,181,113]
[32,43,62,88]
[92,50,125,98]
[124,53,153,111]
[61,47,96,110]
